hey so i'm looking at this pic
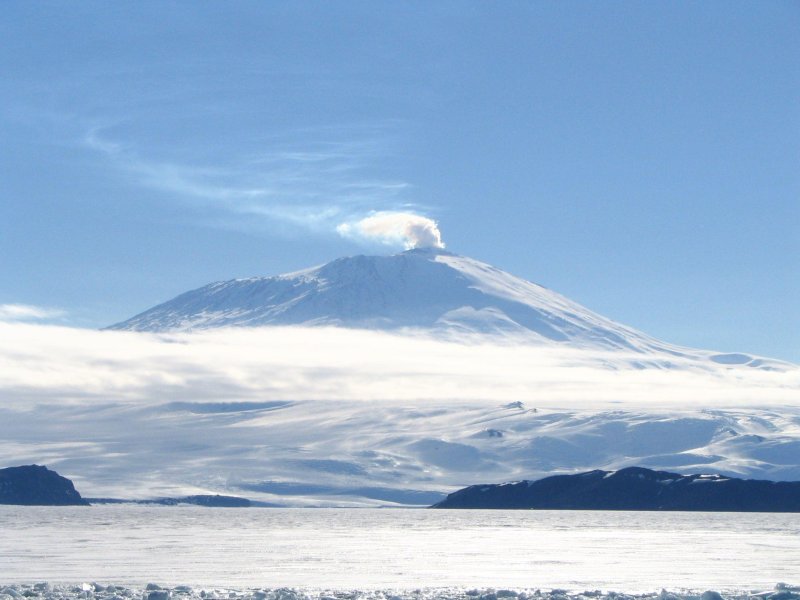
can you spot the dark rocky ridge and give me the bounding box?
[432,466,800,511]
[0,465,257,507]
[86,494,254,507]
[0,465,89,506]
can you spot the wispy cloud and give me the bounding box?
[0,304,65,322]
[83,126,434,243]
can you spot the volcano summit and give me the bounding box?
[108,248,783,370]
[110,248,646,348]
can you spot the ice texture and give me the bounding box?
[3,507,798,591]
[1,584,798,600]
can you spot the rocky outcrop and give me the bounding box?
[0,465,89,506]
[432,466,800,511]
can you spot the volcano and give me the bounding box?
[108,247,787,370]
[109,249,660,349]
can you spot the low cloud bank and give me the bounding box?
[0,322,796,408]
[2,321,798,502]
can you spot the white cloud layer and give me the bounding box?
[0,303,65,321]
[337,211,445,249]
[1,322,798,502]
[0,322,795,408]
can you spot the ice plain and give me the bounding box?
[1,507,799,591]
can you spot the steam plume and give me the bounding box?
[337,211,445,249]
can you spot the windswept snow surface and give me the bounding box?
[3,583,799,600]
[1,507,799,590]
[0,322,798,504]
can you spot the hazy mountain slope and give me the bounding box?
[3,399,800,507]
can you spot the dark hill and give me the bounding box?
[86,494,253,507]
[432,466,800,512]
[0,465,89,506]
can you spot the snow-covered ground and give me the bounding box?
[1,506,798,591]
[0,322,798,504]
[1,583,798,600]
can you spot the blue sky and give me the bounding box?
[1,1,798,361]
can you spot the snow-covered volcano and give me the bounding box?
[108,248,790,370]
[3,251,795,506]
[109,248,666,351]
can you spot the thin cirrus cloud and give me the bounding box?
[0,303,65,322]
[82,126,438,246]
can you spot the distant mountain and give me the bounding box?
[106,248,659,350]
[0,465,88,506]
[432,466,800,511]
[107,248,781,368]
[86,494,255,507]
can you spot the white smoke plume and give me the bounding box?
[337,211,445,250]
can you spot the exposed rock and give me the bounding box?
[432,466,800,511]
[0,465,89,506]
